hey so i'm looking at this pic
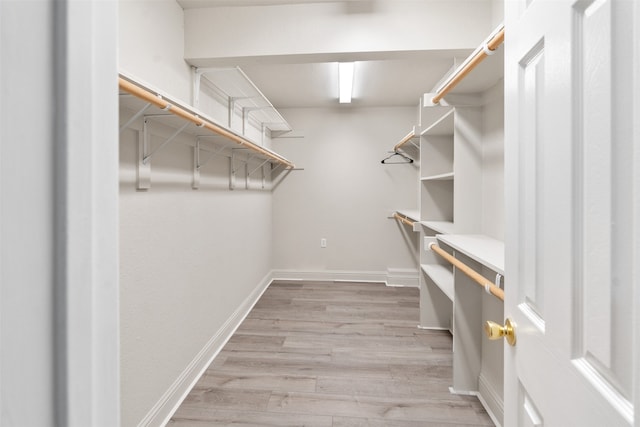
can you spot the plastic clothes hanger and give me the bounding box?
[381,151,414,164]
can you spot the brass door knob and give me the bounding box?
[484,318,517,346]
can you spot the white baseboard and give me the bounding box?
[386,267,420,288]
[478,373,504,427]
[449,384,502,427]
[272,268,419,288]
[273,269,387,283]
[450,375,503,427]
[138,271,275,427]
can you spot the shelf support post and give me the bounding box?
[193,66,201,107]
[245,161,249,190]
[262,123,267,147]
[229,149,237,190]
[137,120,151,189]
[193,139,201,189]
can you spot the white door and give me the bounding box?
[504,0,639,426]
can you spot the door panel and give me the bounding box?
[505,0,637,425]
[575,0,613,371]
[572,0,633,406]
[518,38,545,322]
[519,386,543,427]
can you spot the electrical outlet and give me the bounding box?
[320,238,327,248]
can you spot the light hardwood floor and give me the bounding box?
[169,281,494,426]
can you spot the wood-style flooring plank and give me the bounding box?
[331,416,492,427]
[169,281,494,426]
[170,408,332,427]
[266,391,493,425]
[196,371,318,393]
[215,354,395,380]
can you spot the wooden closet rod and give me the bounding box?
[393,128,416,152]
[429,243,504,301]
[393,212,415,227]
[431,24,505,105]
[119,77,295,169]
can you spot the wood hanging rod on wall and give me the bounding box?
[393,212,416,227]
[429,242,504,301]
[119,76,295,169]
[393,128,416,152]
[431,24,505,105]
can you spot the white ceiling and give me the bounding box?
[193,50,504,109]
[178,0,504,108]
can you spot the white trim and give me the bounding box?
[273,269,387,283]
[60,1,120,424]
[450,383,503,427]
[138,271,274,427]
[386,267,420,288]
[272,269,419,288]
[478,373,504,427]
[633,0,640,420]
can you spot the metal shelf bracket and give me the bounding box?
[120,102,151,134]
[193,139,231,189]
[143,121,189,164]
[230,148,254,190]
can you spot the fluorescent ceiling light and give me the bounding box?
[339,62,354,104]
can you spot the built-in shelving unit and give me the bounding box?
[417,103,504,425]
[415,24,506,426]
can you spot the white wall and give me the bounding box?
[119,1,275,425]
[491,0,504,28]
[119,0,193,104]
[119,122,274,426]
[481,81,505,240]
[272,107,419,282]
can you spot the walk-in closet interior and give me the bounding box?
[3,0,639,425]
[118,1,506,425]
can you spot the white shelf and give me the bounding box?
[421,172,454,181]
[195,66,292,133]
[420,108,454,136]
[421,264,454,301]
[421,221,457,235]
[395,210,420,222]
[437,234,504,275]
